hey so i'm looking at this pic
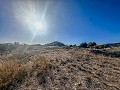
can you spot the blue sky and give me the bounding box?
[0,0,120,44]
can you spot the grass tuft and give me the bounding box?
[0,56,49,89]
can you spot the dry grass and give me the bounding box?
[0,60,25,89]
[34,56,50,70]
[0,56,49,89]
[0,47,120,90]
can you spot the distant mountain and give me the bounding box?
[45,41,66,47]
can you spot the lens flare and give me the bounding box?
[13,0,49,36]
[12,0,49,53]
[35,22,44,30]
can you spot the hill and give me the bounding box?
[44,41,66,47]
[105,42,120,47]
[0,46,120,90]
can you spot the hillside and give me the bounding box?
[105,42,120,47]
[0,46,120,90]
[44,41,66,47]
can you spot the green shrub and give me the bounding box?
[79,42,88,48]
[69,45,73,47]
[88,42,96,47]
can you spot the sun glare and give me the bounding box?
[13,0,49,42]
[34,22,45,30]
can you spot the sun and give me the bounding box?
[33,21,48,35]
[34,21,45,30]
[13,0,49,36]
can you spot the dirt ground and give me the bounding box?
[0,47,120,90]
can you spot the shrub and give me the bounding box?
[69,45,73,47]
[88,42,96,47]
[72,44,77,47]
[79,42,88,48]
[95,44,110,49]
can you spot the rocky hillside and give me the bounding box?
[105,42,120,47]
[0,47,120,90]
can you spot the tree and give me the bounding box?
[79,42,88,48]
[14,42,19,45]
[88,42,97,47]
[73,44,77,47]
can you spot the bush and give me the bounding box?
[95,44,110,49]
[88,42,96,47]
[72,44,77,47]
[69,45,73,47]
[103,44,110,48]
[90,50,120,58]
[79,42,88,48]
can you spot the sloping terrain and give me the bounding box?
[0,47,120,90]
[44,41,66,47]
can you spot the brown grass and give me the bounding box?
[0,47,119,89]
[34,56,50,70]
[0,60,25,88]
[0,56,49,89]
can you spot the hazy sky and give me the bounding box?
[0,0,120,44]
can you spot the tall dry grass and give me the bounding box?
[0,56,49,89]
[0,60,27,89]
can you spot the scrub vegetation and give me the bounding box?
[0,42,120,90]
